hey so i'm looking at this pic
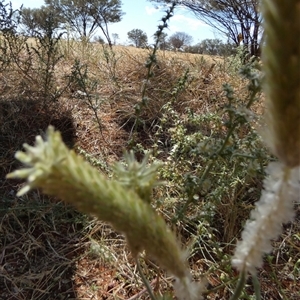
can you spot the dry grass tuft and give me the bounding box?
[0,193,84,299]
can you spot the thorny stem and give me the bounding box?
[130,2,177,140]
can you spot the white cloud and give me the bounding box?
[172,14,207,31]
[12,0,44,9]
[145,6,160,16]
[10,0,24,9]
[168,25,180,34]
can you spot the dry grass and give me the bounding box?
[0,39,299,299]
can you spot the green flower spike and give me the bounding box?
[113,150,162,204]
[7,126,203,300]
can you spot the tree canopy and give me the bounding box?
[127,29,148,48]
[20,6,61,36]
[185,38,235,56]
[168,31,193,50]
[44,0,124,44]
[149,0,262,57]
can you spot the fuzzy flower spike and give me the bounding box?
[7,126,204,300]
[232,0,300,275]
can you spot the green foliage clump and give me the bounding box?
[153,59,267,243]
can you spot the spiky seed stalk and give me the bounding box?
[7,126,186,278]
[232,0,300,275]
[7,126,204,299]
[232,163,299,274]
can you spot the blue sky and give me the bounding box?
[11,0,219,45]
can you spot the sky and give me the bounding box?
[10,0,220,45]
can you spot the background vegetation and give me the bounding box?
[0,0,299,299]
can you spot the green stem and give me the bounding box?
[203,275,239,295]
[252,274,261,300]
[131,3,177,138]
[229,271,246,300]
[135,256,157,300]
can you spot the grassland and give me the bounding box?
[0,39,299,299]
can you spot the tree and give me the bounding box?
[149,0,262,57]
[44,0,123,45]
[93,35,105,44]
[20,6,61,36]
[127,29,148,48]
[168,31,193,51]
[186,39,236,56]
[112,32,119,45]
[155,32,169,50]
[89,0,124,47]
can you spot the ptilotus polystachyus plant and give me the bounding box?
[7,126,203,300]
[232,0,300,276]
